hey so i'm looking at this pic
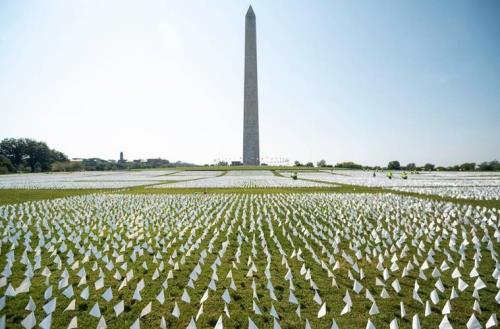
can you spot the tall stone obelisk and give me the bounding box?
[243,5,260,166]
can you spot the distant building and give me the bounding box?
[119,152,124,162]
[231,161,243,166]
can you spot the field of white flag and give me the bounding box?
[0,171,175,189]
[283,171,500,200]
[391,186,500,201]
[152,170,331,188]
[0,169,499,328]
[0,191,499,329]
[2,170,498,199]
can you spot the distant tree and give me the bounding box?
[81,158,116,171]
[18,164,31,173]
[406,163,416,171]
[478,160,500,171]
[133,162,145,169]
[51,161,65,172]
[33,161,42,173]
[387,161,401,170]
[459,162,476,171]
[334,162,363,169]
[50,150,68,163]
[0,138,68,172]
[305,162,314,167]
[294,161,303,167]
[0,155,14,174]
[216,161,228,166]
[478,162,490,171]
[424,163,435,171]
[317,159,327,167]
[51,161,83,172]
[69,161,83,171]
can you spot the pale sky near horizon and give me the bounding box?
[1,0,499,166]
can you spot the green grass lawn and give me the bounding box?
[0,188,113,206]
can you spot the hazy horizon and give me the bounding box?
[1,1,499,166]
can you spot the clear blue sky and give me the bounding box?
[1,0,499,166]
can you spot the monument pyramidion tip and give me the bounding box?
[246,5,255,17]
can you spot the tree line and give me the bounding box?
[309,159,500,171]
[385,160,500,171]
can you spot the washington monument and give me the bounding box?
[243,5,260,166]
